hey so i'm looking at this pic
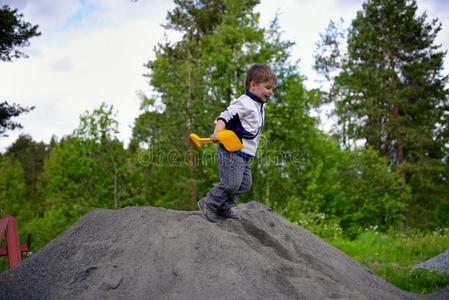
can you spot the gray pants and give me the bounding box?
[204,144,252,210]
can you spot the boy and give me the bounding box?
[198,64,276,222]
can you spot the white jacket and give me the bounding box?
[217,91,265,158]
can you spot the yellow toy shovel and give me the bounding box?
[189,130,242,152]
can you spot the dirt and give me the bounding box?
[0,201,446,299]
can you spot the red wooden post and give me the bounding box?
[0,215,29,268]
[5,215,22,267]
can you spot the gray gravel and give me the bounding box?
[413,250,449,275]
[0,201,445,299]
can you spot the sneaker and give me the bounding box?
[198,199,218,223]
[217,208,241,220]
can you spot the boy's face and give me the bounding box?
[249,80,274,103]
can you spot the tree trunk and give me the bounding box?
[389,55,406,186]
[186,49,197,209]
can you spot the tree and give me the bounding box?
[331,148,410,237]
[0,155,28,218]
[39,103,144,214]
[0,5,40,136]
[130,0,413,236]
[6,135,49,212]
[75,103,124,208]
[314,0,449,227]
[0,5,40,61]
[133,0,272,209]
[0,102,34,137]
[258,35,410,237]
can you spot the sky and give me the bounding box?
[1,0,448,152]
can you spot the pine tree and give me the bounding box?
[314,0,449,227]
[0,5,40,61]
[132,0,274,209]
[6,135,49,213]
[0,5,39,136]
[0,155,27,217]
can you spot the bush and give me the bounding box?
[329,148,411,238]
[21,206,76,252]
[273,197,344,240]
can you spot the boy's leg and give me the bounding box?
[197,198,218,223]
[219,162,252,211]
[203,145,246,210]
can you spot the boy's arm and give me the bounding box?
[212,98,245,142]
[210,119,225,143]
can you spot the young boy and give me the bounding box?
[198,64,276,222]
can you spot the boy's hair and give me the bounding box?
[245,64,277,90]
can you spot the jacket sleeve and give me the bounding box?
[217,98,246,125]
[216,99,258,140]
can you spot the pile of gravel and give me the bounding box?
[413,250,449,275]
[0,201,446,299]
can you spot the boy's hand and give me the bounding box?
[211,119,225,143]
[210,133,219,143]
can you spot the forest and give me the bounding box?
[1,0,448,293]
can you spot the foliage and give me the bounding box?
[274,197,344,240]
[21,206,75,252]
[0,102,34,137]
[271,144,409,239]
[331,147,410,237]
[38,104,141,217]
[0,4,39,136]
[314,0,449,229]
[258,69,409,236]
[5,135,49,213]
[0,155,29,219]
[75,103,119,142]
[0,4,41,62]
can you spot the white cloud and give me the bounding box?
[51,56,72,71]
[0,0,176,151]
[256,0,364,87]
[1,0,80,30]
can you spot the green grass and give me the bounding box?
[329,230,449,295]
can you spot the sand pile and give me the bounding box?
[414,250,449,275]
[0,202,445,299]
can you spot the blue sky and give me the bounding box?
[0,0,448,151]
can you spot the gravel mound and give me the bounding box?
[413,250,449,275]
[0,201,436,299]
